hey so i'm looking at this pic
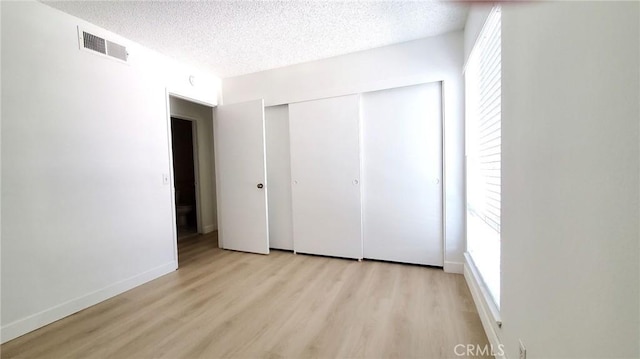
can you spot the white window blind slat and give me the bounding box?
[465,5,502,309]
[480,45,501,73]
[480,100,501,121]
[480,128,501,143]
[466,6,501,233]
[479,132,501,146]
[479,107,501,129]
[479,78,501,108]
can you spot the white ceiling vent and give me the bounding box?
[78,27,128,63]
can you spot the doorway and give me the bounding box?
[171,117,198,239]
[168,95,219,265]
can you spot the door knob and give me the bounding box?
[257,183,264,189]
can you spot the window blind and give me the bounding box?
[466,7,502,233]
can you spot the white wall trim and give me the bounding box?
[167,92,217,109]
[165,89,180,265]
[213,106,224,250]
[463,252,504,359]
[440,80,449,269]
[1,260,177,344]
[444,261,463,274]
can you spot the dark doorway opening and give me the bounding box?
[171,117,198,239]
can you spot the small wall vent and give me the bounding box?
[82,31,106,54]
[78,27,129,63]
[106,40,128,61]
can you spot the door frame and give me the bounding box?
[165,90,216,265]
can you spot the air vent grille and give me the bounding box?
[82,31,106,54]
[106,40,128,61]
[78,27,128,64]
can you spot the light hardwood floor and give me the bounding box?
[2,232,489,358]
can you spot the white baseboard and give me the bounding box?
[463,253,505,359]
[444,261,464,274]
[203,224,217,234]
[1,260,177,344]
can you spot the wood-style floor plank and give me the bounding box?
[1,232,490,358]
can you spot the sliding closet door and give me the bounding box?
[362,83,443,266]
[289,94,362,259]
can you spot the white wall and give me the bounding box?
[223,32,466,272]
[1,1,220,342]
[499,2,639,358]
[169,97,217,234]
[264,105,293,251]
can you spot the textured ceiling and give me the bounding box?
[43,1,469,78]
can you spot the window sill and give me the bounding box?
[464,252,502,328]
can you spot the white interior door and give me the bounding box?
[214,99,269,254]
[289,94,362,259]
[361,83,443,266]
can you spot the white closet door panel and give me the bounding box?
[362,83,443,266]
[265,105,293,250]
[214,99,269,254]
[289,94,362,259]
